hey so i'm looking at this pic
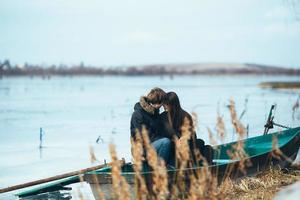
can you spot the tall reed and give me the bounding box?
[228,98,246,137]
[216,111,226,143]
[109,143,131,200]
[130,130,148,200]
[141,126,169,200]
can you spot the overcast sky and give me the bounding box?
[0,0,300,68]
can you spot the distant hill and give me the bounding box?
[128,63,300,75]
[0,61,299,76]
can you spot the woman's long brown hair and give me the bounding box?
[164,92,184,133]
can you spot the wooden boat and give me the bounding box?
[16,126,300,199]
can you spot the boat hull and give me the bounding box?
[84,127,300,199]
[16,127,300,199]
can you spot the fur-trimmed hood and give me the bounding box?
[131,96,160,142]
[134,96,156,115]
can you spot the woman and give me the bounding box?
[159,92,210,166]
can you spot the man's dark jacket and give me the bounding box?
[130,96,161,143]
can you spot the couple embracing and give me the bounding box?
[130,88,211,167]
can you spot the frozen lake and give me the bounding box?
[0,75,300,198]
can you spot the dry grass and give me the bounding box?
[292,95,300,120]
[228,98,246,137]
[89,145,97,164]
[141,127,169,200]
[109,143,131,200]
[224,164,300,200]
[216,113,226,143]
[130,130,148,200]
[207,127,218,146]
[226,141,252,175]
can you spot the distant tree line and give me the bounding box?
[1,59,300,77]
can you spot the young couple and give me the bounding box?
[130,87,204,166]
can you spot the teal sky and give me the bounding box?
[0,0,300,68]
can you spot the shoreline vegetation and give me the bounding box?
[223,164,300,200]
[1,60,300,76]
[259,82,300,89]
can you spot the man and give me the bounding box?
[130,87,171,164]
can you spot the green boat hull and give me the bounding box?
[17,127,300,199]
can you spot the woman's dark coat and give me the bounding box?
[158,111,208,164]
[158,111,197,141]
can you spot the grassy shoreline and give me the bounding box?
[259,82,300,89]
[223,163,300,200]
